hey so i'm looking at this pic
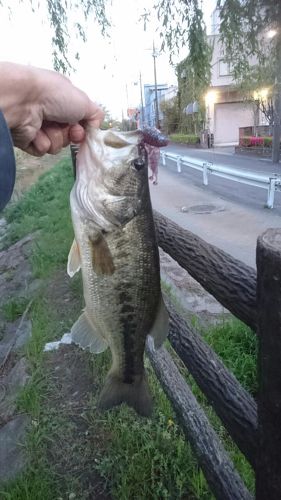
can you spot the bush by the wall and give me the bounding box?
[240,136,274,148]
[170,134,200,144]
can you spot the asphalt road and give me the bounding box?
[150,145,281,268]
[164,144,281,216]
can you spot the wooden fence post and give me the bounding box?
[256,228,281,499]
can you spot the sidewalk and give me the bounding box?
[150,166,281,269]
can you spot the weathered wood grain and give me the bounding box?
[165,296,257,469]
[146,340,253,500]
[256,228,281,499]
[154,211,257,331]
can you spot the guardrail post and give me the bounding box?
[266,177,276,209]
[203,163,209,186]
[256,229,281,499]
[176,155,182,173]
[161,152,166,166]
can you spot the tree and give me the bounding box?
[155,0,212,99]
[160,96,180,134]
[217,0,281,163]
[0,0,110,73]
[176,54,209,135]
[156,0,281,163]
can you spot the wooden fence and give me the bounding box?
[70,146,281,500]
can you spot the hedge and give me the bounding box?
[169,134,200,144]
[240,136,273,148]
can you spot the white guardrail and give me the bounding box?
[160,151,281,209]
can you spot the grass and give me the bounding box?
[0,156,257,499]
[169,133,200,144]
[87,352,211,500]
[1,298,31,322]
[3,158,74,277]
[203,319,257,395]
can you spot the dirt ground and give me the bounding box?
[12,148,70,201]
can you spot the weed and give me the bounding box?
[203,319,257,395]
[1,298,30,322]
[3,159,74,277]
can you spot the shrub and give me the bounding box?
[240,136,251,147]
[170,133,200,144]
[251,136,264,147]
[240,135,276,148]
[264,136,273,147]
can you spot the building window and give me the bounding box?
[219,59,232,76]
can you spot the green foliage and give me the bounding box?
[1,1,110,72]
[264,136,273,147]
[90,360,211,500]
[160,96,179,134]
[4,158,74,277]
[170,133,200,144]
[203,319,257,395]
[1,297,30,321]
[0,467,58,500]
[155,1,212,135]
[217,0,280,83]
[240,136,277,148]
[156,0,212,87]
[176,54,210,134]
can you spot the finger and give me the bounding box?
[69,124,86,143]
[42,123,64,154]
[85,101,105,128]
[24,129,51,156]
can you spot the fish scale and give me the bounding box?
[68,127,169,416]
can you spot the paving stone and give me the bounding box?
[0,319,32,365]
[0,358,30,422]
[0,414,30,483]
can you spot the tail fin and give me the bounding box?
[98,373,153,417]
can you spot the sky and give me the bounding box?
[0,0,216,119]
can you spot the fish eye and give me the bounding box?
[132,158,145,171]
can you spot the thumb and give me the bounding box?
[84,100,104,128]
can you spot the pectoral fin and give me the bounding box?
[149,295,169,349]
[67,239,81,277]
[71,310,108,354]
[90,233,115,276]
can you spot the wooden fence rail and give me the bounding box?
[154,211,257,331]
[165,295,257,469]
[70,145,281,499]
[146,339,252,500]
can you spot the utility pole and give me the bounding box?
[139,72,145,126]
[152,41,160,129]
[272,31,281,164]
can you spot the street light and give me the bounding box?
[253,88,269,100]
[267,29,278,39]
[152,41,160,129]
[139,72,145,126]
[205,90,217,105]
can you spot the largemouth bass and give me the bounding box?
[67,128,169,417]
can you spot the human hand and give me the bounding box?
[0,62,104,156]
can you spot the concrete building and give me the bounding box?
[206,9,265,146]
[143,84,177,128]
